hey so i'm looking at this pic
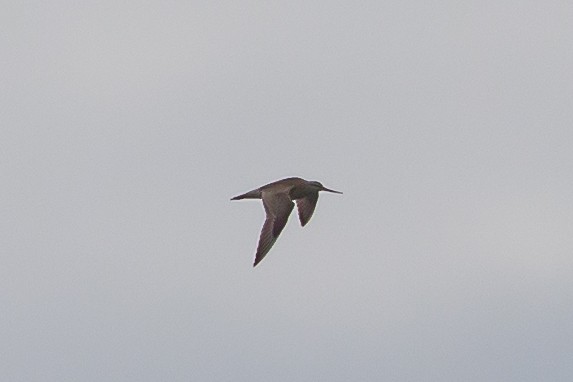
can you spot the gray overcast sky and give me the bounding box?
[2,1,573,381]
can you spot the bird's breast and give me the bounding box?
[289,186,309,200]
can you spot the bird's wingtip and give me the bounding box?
[253,254,265,267]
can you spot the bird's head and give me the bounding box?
[309,181,343,194]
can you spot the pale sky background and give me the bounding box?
[2,1,573,381]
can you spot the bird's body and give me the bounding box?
[231,177,342,267]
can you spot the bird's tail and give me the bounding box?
[230,189,261,200]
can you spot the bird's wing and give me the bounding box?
[295,192,319,227]
[254,192,295,267]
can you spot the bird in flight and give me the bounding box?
[231,177,342,267]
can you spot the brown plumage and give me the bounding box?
[231,177,342,267]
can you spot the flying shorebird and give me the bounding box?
[231,177,342,267]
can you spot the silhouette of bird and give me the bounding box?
[231,177,342,266]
